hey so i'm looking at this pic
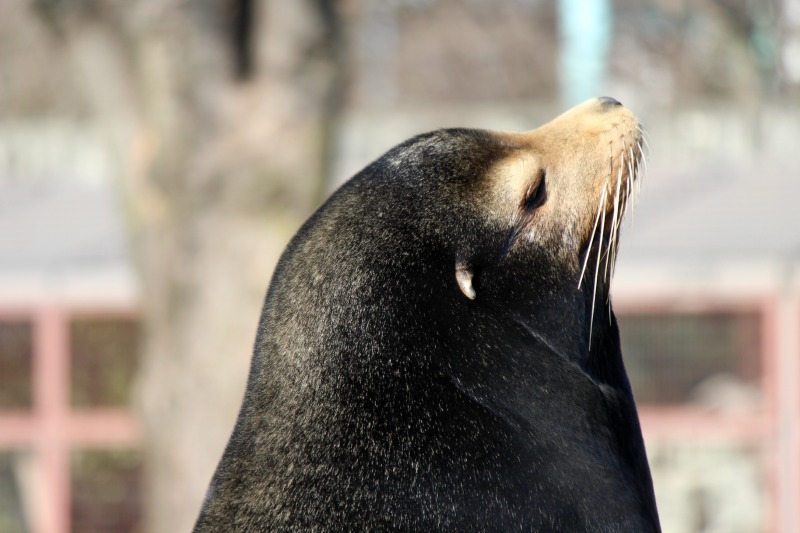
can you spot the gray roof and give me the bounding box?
[0,183,129,271]
[621,160,796,262]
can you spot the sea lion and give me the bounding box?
[194,96,660,532]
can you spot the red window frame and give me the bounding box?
[613,294,800,533]
[0,306,141,533]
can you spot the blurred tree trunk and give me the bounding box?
[127,2,344,532]
[27,0,344,531]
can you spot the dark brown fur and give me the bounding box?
[195,98,660,532]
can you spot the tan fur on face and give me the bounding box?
[485,98,644,272]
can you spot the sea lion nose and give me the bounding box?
[598,96,623,109]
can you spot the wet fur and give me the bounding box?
[195,103,660,532]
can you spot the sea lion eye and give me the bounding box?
[524,170,547,210]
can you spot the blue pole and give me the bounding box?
[558,0,613,107]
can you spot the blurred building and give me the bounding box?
[0,0,798,532]
[0,123,141,532]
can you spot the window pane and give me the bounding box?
[0,450,32,533]
[0,322,33,410]
[70,318,140,408]
[618,312,762,408]
[647,439,765,533]
[71,449,142,533]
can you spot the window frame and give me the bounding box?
[612,294,799,533]
[0,306,141,533]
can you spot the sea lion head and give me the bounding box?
[334,96,645,360]
[488,95,643,272]
[459,96,645,352]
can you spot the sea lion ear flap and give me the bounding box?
[455,260,476,300]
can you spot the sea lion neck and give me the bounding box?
[473,245,612,371]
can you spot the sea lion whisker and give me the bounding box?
[589,186,608,345]
[610,146,634,291]
[636,142,646,203]
[627,147,636,218]
[636,126,651,150]
[628,147,636,186]
[578,181,607,289]
[640,145,648,176]
[613,202,626,282]
[613,146,638,277]
[627,148,635,197]
[605,162,623,281]
[599,144,617,279]
[626,162,635,225]
[579,148,612,290]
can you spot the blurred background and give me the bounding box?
[0,0,797,532]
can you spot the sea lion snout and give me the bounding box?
[491,97,644,260]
